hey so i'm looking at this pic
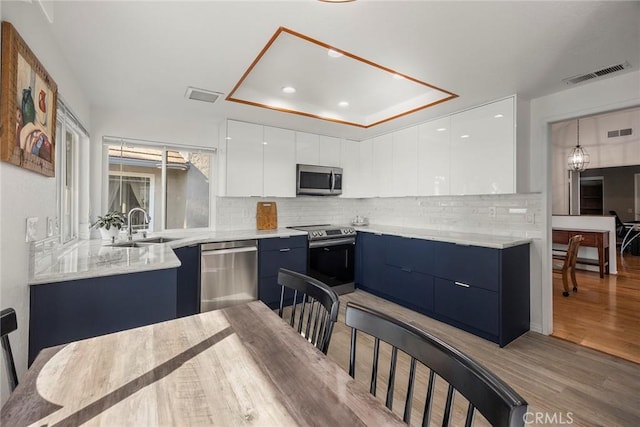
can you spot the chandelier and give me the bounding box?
[567,119,590,171]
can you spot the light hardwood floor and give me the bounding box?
[324,290,640,427]
[552,250,640,364]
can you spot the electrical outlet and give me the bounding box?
[489,207,496,218]
[526,213,535,224]
[26,217,38,242]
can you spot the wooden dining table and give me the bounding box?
[1,301,404,426]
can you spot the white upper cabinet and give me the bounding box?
[359,139,374,198]
[295,131,319,165]
[226,120,296,197]
[418,116,451,196]
[373,133,394,197]
[340,140,360,198]
[263,126,296,197]
[392,126,418,196]
[319,135,341,167]
[226,120,263,197]
[450,97,515,195]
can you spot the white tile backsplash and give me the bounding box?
[216,193,543,239]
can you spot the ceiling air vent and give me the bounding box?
[608,130,619,138]
[185,87,223,103]
[620,128,632,136]
[562,61,631,85]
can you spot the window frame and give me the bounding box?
[102,137,216,231]
[56,108,81,244]
[108,170,157,231]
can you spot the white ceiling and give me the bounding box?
[45,1,640,141]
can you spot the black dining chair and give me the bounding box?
[345,302,527,427]
[1,308,19,392]
[277,268,340,355]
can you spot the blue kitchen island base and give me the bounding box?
[29,268,178,365]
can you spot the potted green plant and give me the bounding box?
[92,211,125,240]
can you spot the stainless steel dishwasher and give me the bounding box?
[200,240,258,312]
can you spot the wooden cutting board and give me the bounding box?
[256,202,277,230]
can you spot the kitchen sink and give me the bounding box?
[109,236,178,247]
[110,241,155,248]
[138,237,178,244]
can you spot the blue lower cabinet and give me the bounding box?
[258,238,307,309]
[385,235,436,275]
[356,233,386,293]
[433,243,500,292]
[356,232,530,347]
[384,267,434,313]
[175,244,200,318]
[29,268,178,365]
[434,278,499,337]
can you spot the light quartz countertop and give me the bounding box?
[29,228,307,286]
[30,225,531,285]
[355,224,533,249]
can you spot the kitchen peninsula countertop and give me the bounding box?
[30,228,307,286]
[356,224,533,249]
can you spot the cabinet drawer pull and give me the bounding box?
[454,281,470,288]
[279,248,291,252]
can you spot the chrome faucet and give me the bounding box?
[127,207,149,241]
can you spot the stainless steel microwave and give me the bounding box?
[296,164,342,196]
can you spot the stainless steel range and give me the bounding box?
[289,224,356,295]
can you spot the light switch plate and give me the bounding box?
[47,217,54,237]
[26,217,38,242]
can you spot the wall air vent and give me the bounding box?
[185,87,224,103]
[562,61,631,85]
[607,128,633,138]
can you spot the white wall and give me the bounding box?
[530,70,640,335]
[0,2,90,405]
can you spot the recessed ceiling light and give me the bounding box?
[436,128,447,132]
[327,49,343,58]
[225,136,232,140]
[338,101,349,107]
[461,134,470,138]
[263,141,268,145]
[494,114,504,118]
[282,86,296,94]
[392,74,405,80]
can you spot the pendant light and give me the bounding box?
[568,118,590,171]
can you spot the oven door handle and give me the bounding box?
[309,237,355,248]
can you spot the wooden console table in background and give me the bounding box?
[553,228,609,278]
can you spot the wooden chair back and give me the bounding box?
[1,308,19,392]
[564,234,583,270]
[277,269,340,354]
[345,302,527,427]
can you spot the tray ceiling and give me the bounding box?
[227,27,457,128]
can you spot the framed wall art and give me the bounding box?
[1,21,57,177]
